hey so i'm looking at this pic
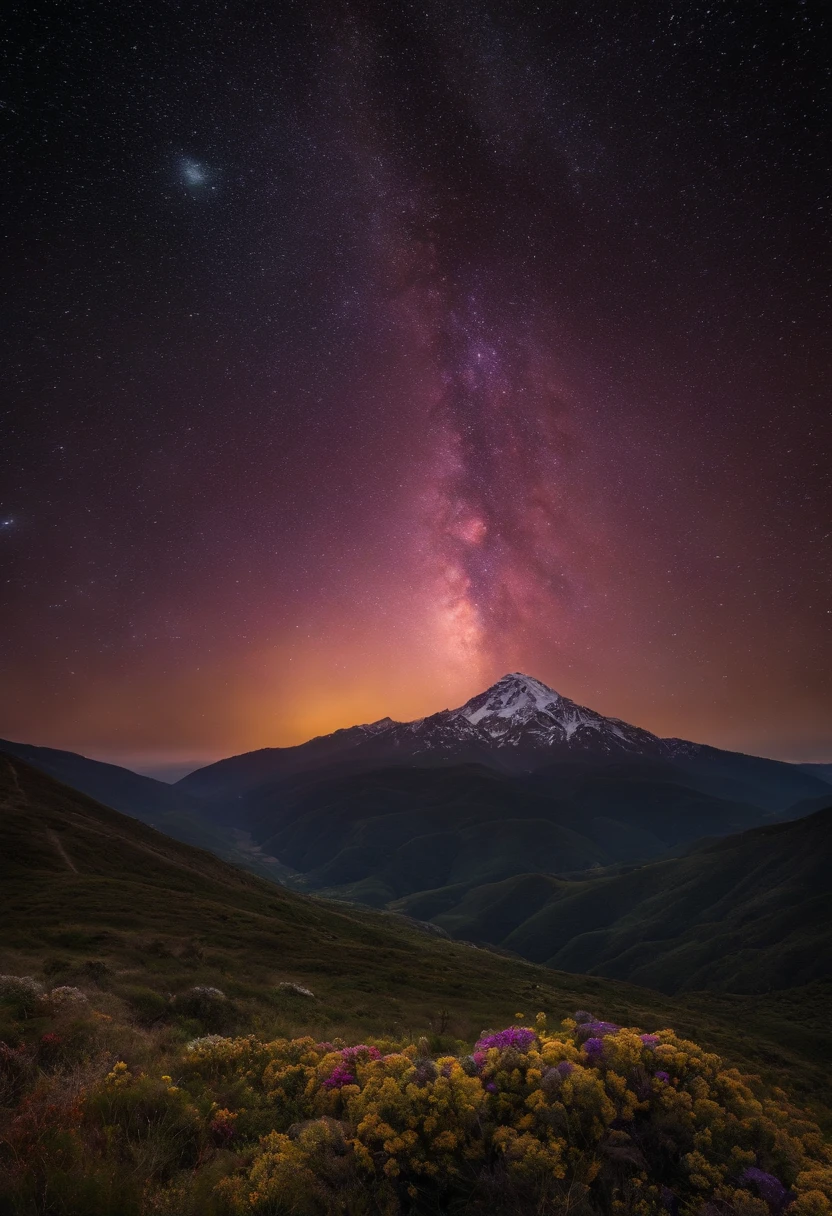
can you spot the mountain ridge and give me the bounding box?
[177,672,830,812]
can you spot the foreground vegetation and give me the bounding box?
[1,980,830,1216]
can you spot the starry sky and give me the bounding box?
[1,0,830,774]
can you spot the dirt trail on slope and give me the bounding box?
[46,829,79,874]
[5,760,24,798]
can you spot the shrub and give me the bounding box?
[0,1040,35,1106]
[82,1071,205,1178]
[197,1014,832,1216]
[0,975,44,1017]
[1,1010,831,1215]
[277,982,316,999]
[121,984,170,1024]
[172,986,235,1031]
[46,985,89,1008]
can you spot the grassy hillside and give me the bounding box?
[0,737,292,883]
[393,807,832,995]
[0,751,830,1117]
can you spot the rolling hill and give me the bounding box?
[236,761,769,907]
[393,806,832,994]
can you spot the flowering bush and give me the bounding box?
[0,975,44,1016]
[1,1009,831,1215]
[45,985,88,1008]
[171,985,235,1031]
[277,982,316,998]
[176,1014,832,1216]
[476,1025,537,1052]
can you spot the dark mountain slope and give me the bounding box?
[664,744,832,812]
[234,762,765,906]
[397,807,832,995]
[799,762,832,785]
[0,737,287,881]
[0,737,200,821]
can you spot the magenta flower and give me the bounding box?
[475,1027,536,1052]
[322,1064,356,1089]
[341,1044,381,1062]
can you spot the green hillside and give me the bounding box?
[0,737,289,883]
[393,807,832,994]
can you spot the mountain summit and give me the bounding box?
[447,673,662,753]
[457,673,566,723]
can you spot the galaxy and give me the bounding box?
[1,1,829,770]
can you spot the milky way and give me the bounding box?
[414,286,577,675]
[1,1,829,768]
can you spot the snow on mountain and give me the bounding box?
[459,673,564,726]
[431,673,663,756]
[329,673,668,763]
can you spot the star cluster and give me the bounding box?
[0,0,829,769]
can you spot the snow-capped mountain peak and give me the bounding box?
[431,672,661,753]
[294,672,668,766]
[456,673,564,726]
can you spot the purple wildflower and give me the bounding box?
[655,1070,670,1084]
[485,1082,498,1093]
[575,1019,620,1044]
[341,1044,381,1062]
[322,1064,356,1089]
[741,1168,795,1213]
[583,1037,605,1063]
[640,1034,660,1048]
[475,1027,537,1052]
[555,1060,575,1078]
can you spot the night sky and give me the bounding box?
[2,1,830,774]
